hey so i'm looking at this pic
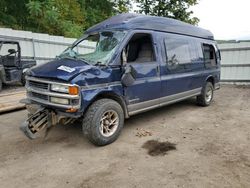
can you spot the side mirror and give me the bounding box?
[8,49,16,54]
[121,64,137,87]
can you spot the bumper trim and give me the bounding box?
[28,96,80,109]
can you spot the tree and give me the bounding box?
[79,0,131,30]
[26,0,84,37]
[0,0,131,37]
[0,0,200,37]
[0,0,30,29]
[136,0,199,25]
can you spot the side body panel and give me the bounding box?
[158,32,220,100]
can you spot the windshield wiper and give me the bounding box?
[94,62,106,67]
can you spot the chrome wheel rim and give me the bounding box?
[99,110,119,137]
[205,87,213,103]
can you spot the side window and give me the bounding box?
[164,35,203,69]
[125,33,156,63]
[195,42,204,61]
[202,44,216,66]
[164,38,191,66]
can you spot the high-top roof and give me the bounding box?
[86,13,214,40]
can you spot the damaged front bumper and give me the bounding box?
[20,99,75,139]
[20,108,55,139]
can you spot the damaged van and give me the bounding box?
[20,13,220,146]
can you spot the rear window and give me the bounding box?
[202,44,217,66]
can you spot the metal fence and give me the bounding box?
[0,28,249,83]
[218,42,250,83]
[0,28,77,65]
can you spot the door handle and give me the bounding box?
[156,65,160,73]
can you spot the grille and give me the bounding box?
[29,80,49,90]
[30,92,49,101]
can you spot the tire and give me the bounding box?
[82,99,124,146]
[196,82,214,106]
[0,79,2,92]
[21,73,26,86]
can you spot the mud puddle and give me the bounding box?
[142,140,176,156]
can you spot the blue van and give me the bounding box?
[20,13,220,146]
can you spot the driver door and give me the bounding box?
[122,32,161,115]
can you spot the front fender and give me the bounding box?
[79,84,128,117]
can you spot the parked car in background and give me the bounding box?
[0,40,36,91]
[20,13,220,146]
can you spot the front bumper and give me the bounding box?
[20,100,77,139]
[20,107,54,139]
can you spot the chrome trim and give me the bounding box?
[26,76,77,87]
[26,76,81,109]
[128,88,202,116]
[28,96,80,109]
[26,87,79,99]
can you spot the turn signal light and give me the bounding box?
[66,108,78,113]
[68,86,79,95]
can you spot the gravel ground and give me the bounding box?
[0,85,249,188]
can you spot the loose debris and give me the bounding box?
[142,140,176,156]
[135,128,152,137]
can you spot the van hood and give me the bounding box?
[28,58,97,82]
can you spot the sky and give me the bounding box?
[191,0,250,40]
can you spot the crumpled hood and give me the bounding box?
[28,58,96,82]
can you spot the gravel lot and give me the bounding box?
[0,85,249,188]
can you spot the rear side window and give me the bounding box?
[164,38,191,65]
[164,35,200,69]
[202,44,217,66]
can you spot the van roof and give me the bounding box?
[86,13,214,40]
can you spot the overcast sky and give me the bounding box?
[191,0,250,40]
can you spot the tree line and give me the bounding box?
[0,0,199,38]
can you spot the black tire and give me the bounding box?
[0,79,2,91]
[21,73,26,86]
[82,99,124,146]
[197,82,214,106]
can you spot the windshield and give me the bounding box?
[60,31,126,65]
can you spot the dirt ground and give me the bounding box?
[0,84,24,95]
[0,85,249,188]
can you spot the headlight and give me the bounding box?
[51,84,69,93]
[51,84,79,95]
[50,97,69,105]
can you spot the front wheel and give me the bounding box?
[82,99,124,146]
[197,82,214,106]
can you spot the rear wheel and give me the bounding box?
[197,82,214,106]
[82,99,124,146]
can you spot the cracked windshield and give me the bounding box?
[60,31,126,65]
